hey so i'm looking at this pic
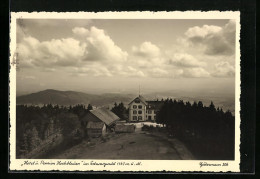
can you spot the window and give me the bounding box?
[133,110,137,114]
[154,116,156,120]
[138,116,142,120]
[133,105,137,109]
[133,116,137,120]
[135,99,140,103]
[148,110,152,114]
[138,110,142,114]
[138,105,142,109]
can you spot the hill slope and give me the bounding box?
[16,89,234,113]
[17,89,135,106]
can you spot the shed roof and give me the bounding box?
[86,121,104,129]
[89,108,119,126]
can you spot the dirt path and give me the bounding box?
[52,131,194,160]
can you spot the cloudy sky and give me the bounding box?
[16,19,236,95]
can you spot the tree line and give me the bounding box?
[111,102,128,121]
[156,99,235,160]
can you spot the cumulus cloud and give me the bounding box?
[129,42,211,78]
[211,61,235,77]
[73,26,128,62]
[17,26,128,70]
[184,20,236,56]
[131,57,167,69]
[132,41,161,58]
[17,36,86,67]
[130,41,167,69]
[169,53,206,67]
[16,21,236,79]
[185,25,222,40]
[72,27,89,36]
[182,67,210,78]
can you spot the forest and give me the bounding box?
[16,104,93,158]
[16,99,235,160]
[156,99,235,160]
[16,103,125,158]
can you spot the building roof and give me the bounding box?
[86,121,104,129]
[89,108,119,126]
[128,95,148,105]
[128,95,164,110]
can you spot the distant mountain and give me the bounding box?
[17,89,135,107]
[17,89,235,113]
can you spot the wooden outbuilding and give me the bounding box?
[86,121,106,138]
[82,108,119,137]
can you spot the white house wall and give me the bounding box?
[146,109,156,121]
[129,102,147,122]
[129,98,157,122]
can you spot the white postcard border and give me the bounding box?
[9,11,241,172]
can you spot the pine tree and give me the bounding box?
[209,101,216,111]
[21,131,29,152]
[29,127,42,151]
[192,101,198,108]
[87,104,93,110]
[111,102,127,120]
[198,101,203,108]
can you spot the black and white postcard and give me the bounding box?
[9,11,241,172]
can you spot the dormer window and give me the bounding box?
[135,99,140,103]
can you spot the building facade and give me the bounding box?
[128,96,164,122]
[86,121,106,138]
